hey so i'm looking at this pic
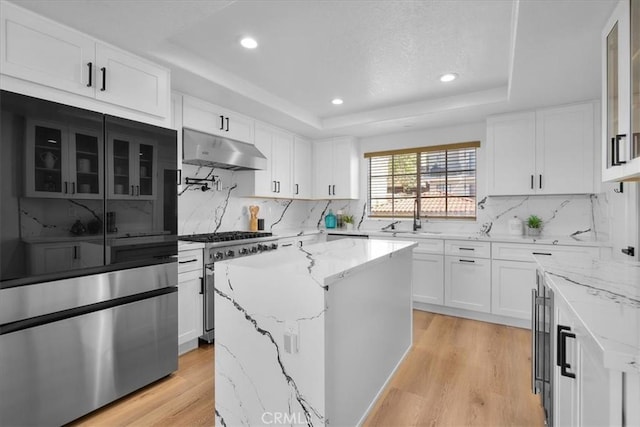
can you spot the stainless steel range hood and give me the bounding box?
[182,128,267,171]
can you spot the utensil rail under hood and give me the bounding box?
[182,127,267,171]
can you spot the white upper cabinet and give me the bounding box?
[486,102,596,196]
[237,122,293,198]
[602,0,640,181]
[182,95,254,144]
[0,2,170,119]
[312,137,359,199]
[293,136,312,199]
[486,112,536,195]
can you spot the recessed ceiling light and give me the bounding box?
[240,37,258,49]
[331,98,343,105]
[439,73,458,82]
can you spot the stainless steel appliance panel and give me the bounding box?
[0,291,178,426]
[201,263,215,343]
[0,262,176,324]
[532,269,554,426]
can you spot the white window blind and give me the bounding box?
[366,142,478,219]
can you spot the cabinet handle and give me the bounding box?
[225,117,229,132]
[131,185,135,196]
[100,67,106,91]
[277,181,281,193]
[539,174,542,189]
[557,325,576,379]
[86,62,93,87]
[295,183,299,195]
[530,174,534,189]
[136,185,140,196]
[179,258,198,264]
[281,243,293,247]
[71,182,76,194]
[531,288,538,393]
[199,277,204,295]
[532,252,552,256]
[220,115,224,131]
[615,134,628,165]
[64,181,68,194]
[273,181,277,193]
[459,259,475,263]
[73,245,78,260]
[459,247,475,251]
[328,185,331,196]
[332,184,336,196]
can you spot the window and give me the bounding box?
[366,141,478,219]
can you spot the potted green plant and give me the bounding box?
[343,215,355,230]
[526,214,543,236]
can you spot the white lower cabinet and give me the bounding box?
[444,255,491,313]
[177,248,203,354]
[491,259,536,319]
[412,251,444,305]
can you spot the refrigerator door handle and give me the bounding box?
[531,288,539,393]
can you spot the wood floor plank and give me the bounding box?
[68,312,543,427]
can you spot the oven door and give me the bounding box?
[200,263,215,343]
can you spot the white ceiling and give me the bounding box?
[13,0,617,138]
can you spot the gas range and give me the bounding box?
[178,231,279,262]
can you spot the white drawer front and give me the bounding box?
[178,248,203,274]
[444,240,491,259]
[491,242,600,262]
[411,238,444,255]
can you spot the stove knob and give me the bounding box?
[257,244,266,252]
[240,248,249,255]
[214,252,224,260]
[270,243,278,250]
[226,250,235,257]
[250,246,258,253]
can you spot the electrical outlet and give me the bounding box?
[284,321,300,354]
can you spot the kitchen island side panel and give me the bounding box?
[325,248,413,426]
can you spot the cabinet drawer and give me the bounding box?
[444,240,490,259]
[491,242,599,262]
[412,238,444,255]
[178,249,203,274]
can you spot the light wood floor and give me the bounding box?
[68,311,544,426]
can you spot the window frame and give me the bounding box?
[365,141,479,220]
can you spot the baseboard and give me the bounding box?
[356,343,412,426]
[178,338,199,356]
[413,302,530,329]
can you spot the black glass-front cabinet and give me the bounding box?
[0,90,177,288]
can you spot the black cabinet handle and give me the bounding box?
[225,117,229,132]
[71,182,76,194]
[332,184,336,195]
[277,181,281,193]
[532,252,552,256]
[459,259,475,263]
[328,185,331,196]
[73,245,78,260]
[64,181,68,194]
[220,115,224,131]
[136,185,140,196]
[100,67,106,91]
[557,325,576,379]
[131,185,135,196]
[273,181,277,193]
[86,62,93,87]
[281,243,293,247]
[530,174,534,189]
[459,247,475,251]
[179,259,198,264]
[615,134,627,165]
[539,174,542,189]
[295,184,299,195]
[199,277,204,295]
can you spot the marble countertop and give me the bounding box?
[534,254,640,373]
[271,228,323,239]
[326,229,607,247]
[219,238,417,286]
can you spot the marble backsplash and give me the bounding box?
[179,165,611,242]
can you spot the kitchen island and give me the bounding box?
[214,238,416,426]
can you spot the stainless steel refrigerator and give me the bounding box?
[0,90,178,426]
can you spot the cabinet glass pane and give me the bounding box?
[113,139,130,195]
[607,22,619,167]
[34,125,62,193]
[632,0,640,159]
[74,132,100,195]
[138,143,153,196]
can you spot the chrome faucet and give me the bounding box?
[381,221,400,231]
[413,199,422,231]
